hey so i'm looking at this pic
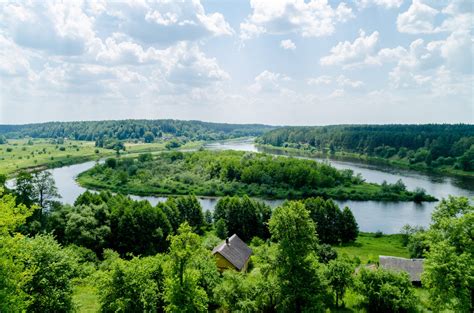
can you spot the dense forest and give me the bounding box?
[78,151,435,201]
[1,172,472,312]
[257,124,474,172]
[0,119,275,142]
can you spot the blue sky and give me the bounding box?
[0,0,472,125]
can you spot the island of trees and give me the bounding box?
[257,124,474,175]
[77,150,435,202]
[0,172,471,312]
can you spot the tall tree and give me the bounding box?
[340,207,358,242]
[326,258,353,307]
[422,196,473,312]
[32,171,60,213]
[164,223,215,313]
[269,202,330,312]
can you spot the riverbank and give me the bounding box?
[256,144,474,178]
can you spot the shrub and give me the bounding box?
[355,268,416,313]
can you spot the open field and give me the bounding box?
[0,138,205,177]
[335,232,410,264]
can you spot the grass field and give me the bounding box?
[0,138,205,177]
[335,232,410,264]
[72,280,100,313]
[0,139,112,176]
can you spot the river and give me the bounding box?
[22,139,474,233]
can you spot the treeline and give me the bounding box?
[257,124,474,171]
[79,151,435,201]
[0,119,275,142]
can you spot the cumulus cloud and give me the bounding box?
[280,39,296,50]
[0,1,95,55]
[397,0,438,34]
[249,70,290,93]
[240,0,354,41]
[397,0,473,34]
[320,30,379,68]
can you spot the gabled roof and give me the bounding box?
[212,234,252,271]
[379,256,424,282]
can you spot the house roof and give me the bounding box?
[379,256,424,282]
[212,234,252,271]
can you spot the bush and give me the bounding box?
[355,268,416,313]
[98,255,165,312]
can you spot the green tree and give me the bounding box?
[14,171,35,207]
[355,268,416,313]
[19,235,78,313]
[422,197,473,312]
[269,202,330,312]
[98,254,165,312]
[326,258,353,307]
[144,131,155,143]
[163,223,215,313]
[64,204,111,254]
[174,196,204,232]
[214,218,228,239]
[32,170,60,212]
[457,145,474,171]
[340,206,358,242]
[0,189,34,311]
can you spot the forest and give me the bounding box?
[0,119,275,142]
[0,171,471,313]
[77,150,435,202]
[257,124,474,173]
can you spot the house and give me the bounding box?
[379,256,424,283]
[212,234,252,272]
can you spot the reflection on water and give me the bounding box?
[15,139,474,234]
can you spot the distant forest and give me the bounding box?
[0,120,275,142]
[258,124,474,171]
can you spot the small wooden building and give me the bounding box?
[379,255,424,283]
[212,234,252,272]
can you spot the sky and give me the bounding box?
[0,0,472,125]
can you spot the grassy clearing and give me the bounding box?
[0,138,205,177]
[0,139,112,176]
[335,232,410,265]
[72,280,100,313]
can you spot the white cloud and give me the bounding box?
[320,30,379,68]
[397,0,473,34]
[336,75,364,88]
[0,34,35,79]
[240,0,354,41]
[307,75,332,85]
[249,70,290,93]
[357,0,404,9]
[307,75,364,88]
[397,0,438,34]
[0,1,95,55]
[280,39,296,50]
